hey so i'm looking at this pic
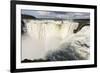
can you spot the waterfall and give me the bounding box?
[21,20,79,60]
[46,26,90,60]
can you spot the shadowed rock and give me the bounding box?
[73,19,90,33]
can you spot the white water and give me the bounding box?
[58,26,90,60]
[22,20,81,60]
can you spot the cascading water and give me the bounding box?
[21,19,89,61]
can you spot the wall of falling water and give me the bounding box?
[22,20,79,60]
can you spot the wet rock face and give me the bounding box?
[21,20,27,35]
